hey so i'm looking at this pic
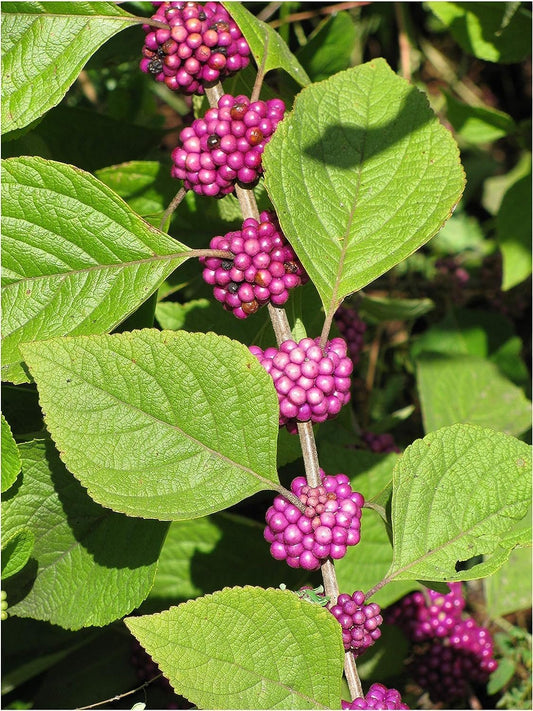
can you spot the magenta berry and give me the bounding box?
[360,430,401,454]
[250,337,353,431]
[342,683,410,709]
[199,211,307,317]
[264,471,364,570]
[386,583,465,642]
[328,591,383,656]
[171,94,285,196]
[334,305,366,365]
[140,2,250,95]
[410,619,498,702]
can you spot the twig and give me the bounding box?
[364,577,390,601]
[257,2,282,23]
[394,3,412,82]
[159,187,187,231]
[344,651,364,699]
[251,35,270,103]
[269,2,371,29]
[76,675,161,709]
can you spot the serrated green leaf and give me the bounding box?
[416,352,532,435]
[146,512,305,608]
[1,413,21,491]
[387,424,531,582]
[222,3,310,87]
[21,330,280,520]
[1,157,190,384]
[1,2,138,133]
[358,294,434,323]
[2,438,167,629]
[296,13,357,83]
[126,586,344,709]
[445,92,516,143]
[263,60,465,316]
[497,171,532,290]
[1,528,34,580]
[427,2,532,63]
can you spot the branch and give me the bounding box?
[76,674,162,710]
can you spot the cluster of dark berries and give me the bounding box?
[140,2,250,94]
[171,93,286,196]
[199,211,307,318]
[361,431,401,454]
[411,619,498,702]
[386,583,464,641]
[250,337,352,432]
[334,305,367,365]
[434,255,470,305]
[387,584,497,702]
[342,683,409,710]
[328,591,383,657]
[264,472,364,571]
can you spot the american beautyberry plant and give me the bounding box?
[1,2,531,710]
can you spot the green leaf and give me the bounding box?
[444,92,516,143]
[431,210,487,254]
[486,656,517,695]
[356,624,410,681]
[2,438,167,629]
[126,586,344,709]
[497,171,532,290]
[416,353,532,436]
[1,413,20,491]
[358,294,434,323]
[146,512,306,609]
[221,3,310,87]
[427,2,532,64]
[1,2,137,133]
[263,60,465,316]
[296,13,357,83]
[1,528,34,579]
[2,157,190,384]
[485,513,532,617]
[387,424,531,582]
[21,330,280,520]
[482,152,531,215]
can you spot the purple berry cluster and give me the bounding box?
[140,2,250,94]
[329,591,383,657]
[334,305,367,365]
[411,619,498,702]
[171,94,286,196]
[361,431,401,454]
[264,472,364,571]
[199,211,307,318]
[342,683,409,710]
[387,584,498,702]
[249,337,353,432]
[386,583,465,642]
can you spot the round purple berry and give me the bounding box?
[141,2,251,95]
[341,683,410,709]
[328,591,383,656]
[264,471,364,571]
[171,93,285,196]
[250,337,353,430]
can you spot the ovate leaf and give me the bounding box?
[21,330,280,520]
[1,413,20,491]
[358,294,434,323]
[2,157,190,384]
[387,424,531,582]
[222,3,310,87]
[496,171,532,290]
[1,528,34,580]
[263,60,465,317]
[416,353,531,436]
[2,439,167,629]
[126,586,344,709]
[1,2,137,133]
[296,13,357,83]
[445,92,516,144]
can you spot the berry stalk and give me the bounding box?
[204,81,363,701]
